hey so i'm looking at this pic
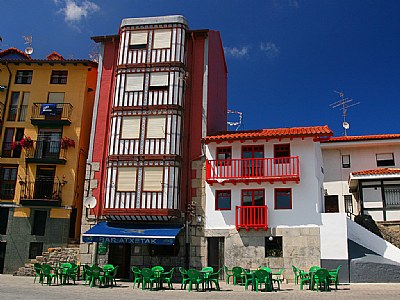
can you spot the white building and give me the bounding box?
[321,134,400,222]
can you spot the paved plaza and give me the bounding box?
[1,275,400,299]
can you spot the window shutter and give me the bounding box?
[48,92,65,103]
[129,31,148,45]
[146,116,166,139]
[117,168,137,191]
[126,74,144,91]
[153,30,172,49]
[143,167,163,191]
[377,153,393,160]
[121,116,141,139]
[150,72,169,87]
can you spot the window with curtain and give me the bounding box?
[121,116,141,139]
[143,167,163,191]
[153,30,172,49]
[126,74,144,91]
[146,116,166,139]
[117,168,137,192]
[129,31,148,49]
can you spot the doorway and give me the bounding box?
[325,195,339,213]
[207,237,224,277]
[34,166,56,199]
[0,242,6,274]
[242,145,264,176]
[108,244,131,279]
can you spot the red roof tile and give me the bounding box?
[204,125,333,143]
[46,52,65,61]
[0,47,31,59]
[352,168,400,176]
[323,134,400,143]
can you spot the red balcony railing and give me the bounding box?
[206,157,300,184]
[235,205,268,231]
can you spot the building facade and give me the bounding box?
[202,126,336,279]
[322,134,400,222]
[80,15,227,277]
[0,48,97,273]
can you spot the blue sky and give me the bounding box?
[1,0,399,136]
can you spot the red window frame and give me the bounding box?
[241,189,265,206]
[216,147,232,166]
[215,190,231,210]
[274,144,290,163]
[274,188,292,209]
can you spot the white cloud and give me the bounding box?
[260,42,280,59]
[55,0,99,24]
[224,46,249,58]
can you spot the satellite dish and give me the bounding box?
[83,196,97,208]
[342,121,350,130]
[24,47,33,55]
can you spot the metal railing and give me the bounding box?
[235,205,268,230]
[19,179,65,206]
[206,157,300,182]
[1,141,22,158]
[25,140,67,160]
[31,103,73,122]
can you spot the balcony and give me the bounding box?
[19,179,65,207]
[235,205,268,231]
[25,140,67,164]
[31,103,73,126]
[206,157,300,185]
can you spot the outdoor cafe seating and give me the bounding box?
[295,264,341,292]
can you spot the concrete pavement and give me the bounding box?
[1,275,400,299]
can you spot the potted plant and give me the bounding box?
[20,136,34,149]
[60,137,75,150]
[11,141,21,150]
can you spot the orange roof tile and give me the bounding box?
[352,168,400,176]
[0,47,31,59]
[204,125,333,143]
[323,134,400,143]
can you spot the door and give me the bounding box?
[34,167,56,199]
[108,244,131,279]
[37,129,62,159]
[0,242,6,274]
[325,195,339,213]
[242,190,265,226]
[242,145,264,177]
[207,237,224,277]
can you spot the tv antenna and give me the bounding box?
[227,109,243,131]
[22,35,33,55]
[329,91,360,136]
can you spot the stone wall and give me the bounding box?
[14,247,80,276]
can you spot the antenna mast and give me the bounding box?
[227,109,243,131]
[329,91,360,136]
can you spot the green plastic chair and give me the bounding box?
[292,265,301,285]
[161,267,175,289]
[313,268,330,291]
[33,263,43,284]
[272,268,284,290]
[90,266,105,288]
[83,265,92,285]
[224,265,234,284]
[207,267,222,291]
[187,269,205,292]
[253,269,271,292]
[141,268,156,290]
[232,266,245,285]
[41,264,57,286]
[329,265,341,289]
[178,267,190,290]
[67,264,79,284]
[105,265,119,287]
[131,266,142,289]
[300,266,320,290]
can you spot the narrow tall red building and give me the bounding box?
[81,15,227,277]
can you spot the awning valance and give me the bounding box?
[82,222,183,245]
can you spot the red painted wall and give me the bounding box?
[91,38,119,216]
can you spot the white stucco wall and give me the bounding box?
[347,218,400,263]
[205,137,324,229]
[320,213,348,260]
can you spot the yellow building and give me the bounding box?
[0,48,97,273]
